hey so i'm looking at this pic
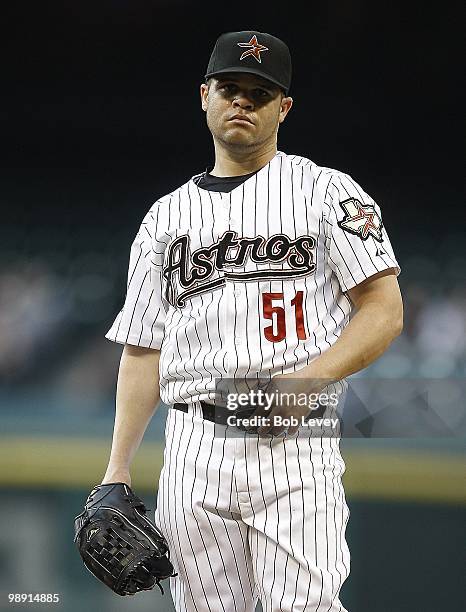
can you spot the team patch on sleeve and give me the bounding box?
[337,198,384,242]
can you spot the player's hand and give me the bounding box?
[255,372,326,437]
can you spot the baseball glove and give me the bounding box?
[74,482,175,596]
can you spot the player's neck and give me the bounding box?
[210,141,277,177]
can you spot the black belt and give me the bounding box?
[173,400,326,425]
[173,401,231,425]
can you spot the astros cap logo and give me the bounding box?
[237,35,269,63]
[205,31,292,94]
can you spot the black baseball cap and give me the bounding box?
[205,31,292,94]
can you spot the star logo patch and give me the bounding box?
[337,198,384,242]
[237,35,269,63]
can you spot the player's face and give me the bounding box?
[200,73,293,151]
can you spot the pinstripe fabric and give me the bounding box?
[105,151,400,406]
[154,405,350,611]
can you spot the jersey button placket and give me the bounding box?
[220,192,234,376]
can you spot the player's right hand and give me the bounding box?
[255,374,326,437]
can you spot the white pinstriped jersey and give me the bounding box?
[106,151,400,405]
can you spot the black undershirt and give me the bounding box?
[195,169,258,193]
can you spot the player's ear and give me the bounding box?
[278,96,293,124]
[200,83,209,112]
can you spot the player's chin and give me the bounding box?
[222,132,257,148]
[222,124,256,140]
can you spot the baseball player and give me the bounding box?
[102,31,403,611]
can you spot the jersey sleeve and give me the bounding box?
[324,172,401,292]
[105,211,167,349]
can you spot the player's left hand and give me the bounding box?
[74,483,176,596]
[255,372,327,437]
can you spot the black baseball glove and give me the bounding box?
[74,483,175,596]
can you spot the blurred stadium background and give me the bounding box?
[1,1,464,611]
